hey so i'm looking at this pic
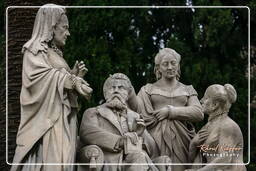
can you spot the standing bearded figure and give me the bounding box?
[79,73,171,171]
[11,4,92,171]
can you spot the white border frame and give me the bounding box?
[6,5,250,166]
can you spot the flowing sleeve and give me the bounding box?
[17,50,71,146]
[137,84,159,129]
[169,85,204,122]
[13,50,74,164]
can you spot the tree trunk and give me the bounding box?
[0,1,69,170]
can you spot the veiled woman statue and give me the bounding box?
[128,48,203,171]
[185,84,246,171]
[11,4,92,171]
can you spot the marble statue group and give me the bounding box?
[10,4,246,171]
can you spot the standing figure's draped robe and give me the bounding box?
[11,49,78,171]
[137,83,203,171]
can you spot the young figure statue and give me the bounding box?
[185,84,246,171]
[11,4,92,171]
[79,73,171,171]
[128,48,204,171]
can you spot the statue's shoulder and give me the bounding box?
[96,104,109,111]
[178,82,198,96]
[142,83,153,90]
[83,107,99,116]
[80,107,98,124]
[140,83,154,94]
[220,116,241,132]
[23,48,48,60]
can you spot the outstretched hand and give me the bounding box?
[81,84,93,100]
[71,60,88,78]
[75,77,93,100]
[77,61,88,78]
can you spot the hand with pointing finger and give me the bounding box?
[71,60,88,78]
[77,61,88,78]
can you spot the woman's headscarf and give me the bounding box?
[22,4,66,55]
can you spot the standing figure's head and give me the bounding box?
[200,84,237,116]
[103,73,132,111]
[154,48,181,80]
[22,4,70,54]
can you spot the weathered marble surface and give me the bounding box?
[128,48,203,171]
[10,3,247,170]
[79,73,171,171]
[11,4,92,171]
[185,84,246,171]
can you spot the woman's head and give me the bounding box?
[22,4,69,54]
[154,48,181,80]
[200,84,237,115]
[52,9,70,48]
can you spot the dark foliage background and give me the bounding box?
[0,0,255,170]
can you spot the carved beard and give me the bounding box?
[106,94,127,111]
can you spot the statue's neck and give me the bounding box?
[159,77,177,88]
[50,42,63,57]
[208,110,228,122]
